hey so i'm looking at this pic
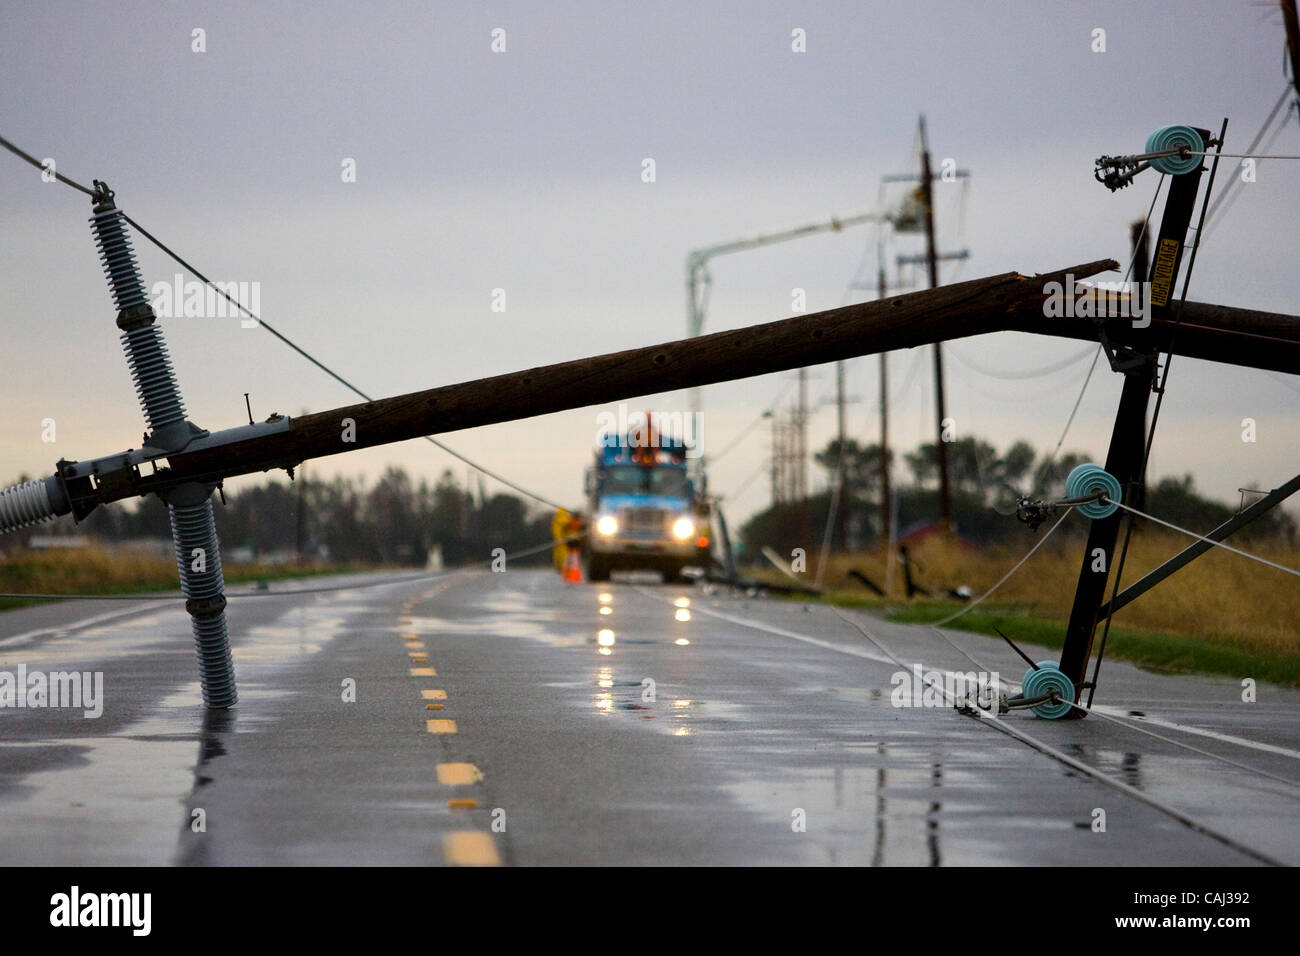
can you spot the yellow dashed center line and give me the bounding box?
[443,832,499,866]
[436,763,484,785]
[400,598,492,865]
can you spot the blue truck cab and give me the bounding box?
[584,436,707,582]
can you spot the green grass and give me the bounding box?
[890,602,1300,687]
[777,589,1300,688]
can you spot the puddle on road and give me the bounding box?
[398,612,568,645]
[584,661,753,739]
[0,595,364,864]
[720,750,1018,866]
[0,736,195,865]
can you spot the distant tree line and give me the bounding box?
[739,435,1297,559]
[14,467,554,567]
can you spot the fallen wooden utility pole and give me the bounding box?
[15,257,1300,525]
[121,259,1119,495]
[6,254,1299,713]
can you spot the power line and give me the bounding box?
[709,378,795,466]
[948,343,1096,381]
[724,460,768,502]
[1107,497,1300,579]
[927,508,1073,627]
[118,216,569,512]
[0,130,570,513]
[0,133,96,196]
[1203,93,1297,237]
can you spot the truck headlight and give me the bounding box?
[596,515,619,536]
[671,517,695,540]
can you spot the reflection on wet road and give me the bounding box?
[0,569,1297,865]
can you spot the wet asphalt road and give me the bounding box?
[0,568,1297,866]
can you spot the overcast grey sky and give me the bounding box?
[2,0,1297,528]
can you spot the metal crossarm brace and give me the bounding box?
[1098,472,1300,619]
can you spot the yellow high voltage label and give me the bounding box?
[1150,237,1180,308]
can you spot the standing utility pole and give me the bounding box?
[834,359,848,549]
[877,260,891,551]
[795,370,808,502]
[850,241,897,550]
[884,118,969,534]
[919,116,952,533]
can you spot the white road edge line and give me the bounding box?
[683,592,1300,763]
[0,602,165,649]
[645,589,1286,866]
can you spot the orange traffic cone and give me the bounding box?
[563,549,583,584]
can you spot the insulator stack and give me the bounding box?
[120,324,188,431]
[89,204,149,312]
[89,185,237,709]
[0,479,57,534]
[90,200,188,434]
[169,499,237,708]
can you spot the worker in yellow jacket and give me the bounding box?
[551,509,585,573]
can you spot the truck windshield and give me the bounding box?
[648,468,687,496]
[603,465,688,497]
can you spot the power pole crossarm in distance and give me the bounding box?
[685,209,892,490]
[685,210,891,338]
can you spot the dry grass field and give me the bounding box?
[771,527,1300,685]
[0,546,359,609]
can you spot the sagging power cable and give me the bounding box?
[948,343,1096,381]
[1204,89,1297,237]
[0,130,568,514]
[927,507,1073,628]
[120,214,569,512]
[1060,697,1300,790]
[0,133,96,196]
[921,623,1300,791]
[1102,497,1300,579]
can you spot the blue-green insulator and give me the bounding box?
[1145,125,1202,176]
[1066,462,1121,519]
[1022,661,1074,719]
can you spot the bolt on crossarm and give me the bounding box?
[85,180,237,709]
